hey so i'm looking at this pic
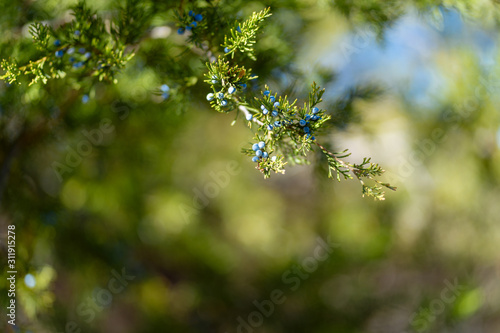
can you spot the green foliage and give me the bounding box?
[206,13,395,199]
[0,2,396,199]
[204,57,256,113]
[29,22,52,51]
[112,0,153,44]
[332,0,500,34]
[320,147,397,200]
[0,58,21,84]
[2,1,500,333]
[222,8,272,60]
[333,0,404,35]
[0,1,137,86]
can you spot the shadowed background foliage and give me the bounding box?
[1,0,500,332]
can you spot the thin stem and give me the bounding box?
[314,141,358,176]
[315,141,396,192]
[238,104,264,126]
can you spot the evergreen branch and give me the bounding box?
[222,8,272,60]
[1,3,397,201]
[203,8,396,199]
[205,12,396,200]
[112,0,153,45]
[239,105,264,126]
[315,142,396,200]
[0,1,135,85]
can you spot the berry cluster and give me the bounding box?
[251,89,324,142]
[177,11,203,34]
[204,57,255,113]
[0,1,135,86]
[206,76,247,108]
[251,141,276,163]
[160,84,170,100]
[232,85,330,179]
[53,34,93,70]
[299,106,321,140]
[260,90,286,131]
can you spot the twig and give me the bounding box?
[238,105,263,126]
[315,141,356,174]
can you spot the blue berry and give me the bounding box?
[271,110,278,117]
[67,47,75,55]
[54,39,61,46]
[224,47,230,53]
[312,107,319,114]
[69,57,75,62]
[262,108,269,115]
[273,102,280,108]
[189,10,195,16]
[78,48,85,54]
[305,114,311,120]
[237,26,242,33]
[228,86,236,94]
[178,27,185,34]
[240,83,247,89]
[211,79,218,84]
[74,30,81,36]
[73,62,83,69]
[311,136,315,140]
[304,127,310,133]
[252,143,259,151]
[217,92,224,99]
[299,119,306,126]
[246,114,253,121]
[206,93,214,101]
[270,96,275,103]
[261,105,266,110]
[162,92,169,99]
[274,121,281,127]
[161,84,170,92]
[258,141,265,149]
[264,90,270,96]
[221,99,228,106]
[55,50,64,57]
[256,150,263,157]
[312,115,319,121]
[195,14,203,21]
[191,21,197,28]
[82,94,89,104]
[306,134,311,139]
[267,124,273,130]
[186,25,192,31]
[84,52,91,59]
[252,156,259,162]
[263,152,269,158]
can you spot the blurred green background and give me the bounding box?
[1,0,500,332]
